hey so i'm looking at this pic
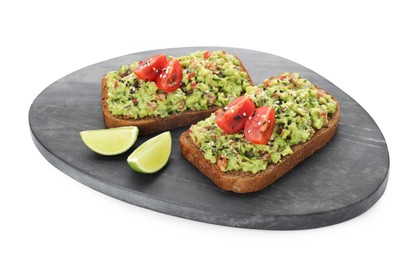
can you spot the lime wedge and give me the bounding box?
[127,131,172,174]
[80,126,139,156]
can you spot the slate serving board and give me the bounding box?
[29,47,389,230]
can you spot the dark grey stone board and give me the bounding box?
[29,47,389,230]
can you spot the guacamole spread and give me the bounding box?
[189,73,338,173]
[105,51,252,119]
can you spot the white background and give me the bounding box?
[1,0,414,259]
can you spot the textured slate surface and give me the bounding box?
[29,47,389,230]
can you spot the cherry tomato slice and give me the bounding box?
[133,54,167,81]
[204,51,211,59]
[244,106,275,144]
[156,58,183,93]
[215,96,255,133]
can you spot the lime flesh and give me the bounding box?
[127,131,172,174]
[80,126,139,156]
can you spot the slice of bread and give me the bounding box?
[102,54,253,135]
[179,90,339,193]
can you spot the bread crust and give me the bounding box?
[179,95,340,193]
[102,55,253,135]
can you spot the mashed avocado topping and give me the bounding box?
[105,51,251,119]
[189,73,338,173]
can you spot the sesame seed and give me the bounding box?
[248,129,251,133]
[258,122,262,126]
[231,109,234,113]
[243,112,246,117]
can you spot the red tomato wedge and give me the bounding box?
[215,96,255,133]
[156,58,183,93]
[244,106,275,144]
[133,54,167,81]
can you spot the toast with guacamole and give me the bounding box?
[102,50,253,135]
[179,73,339,193]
